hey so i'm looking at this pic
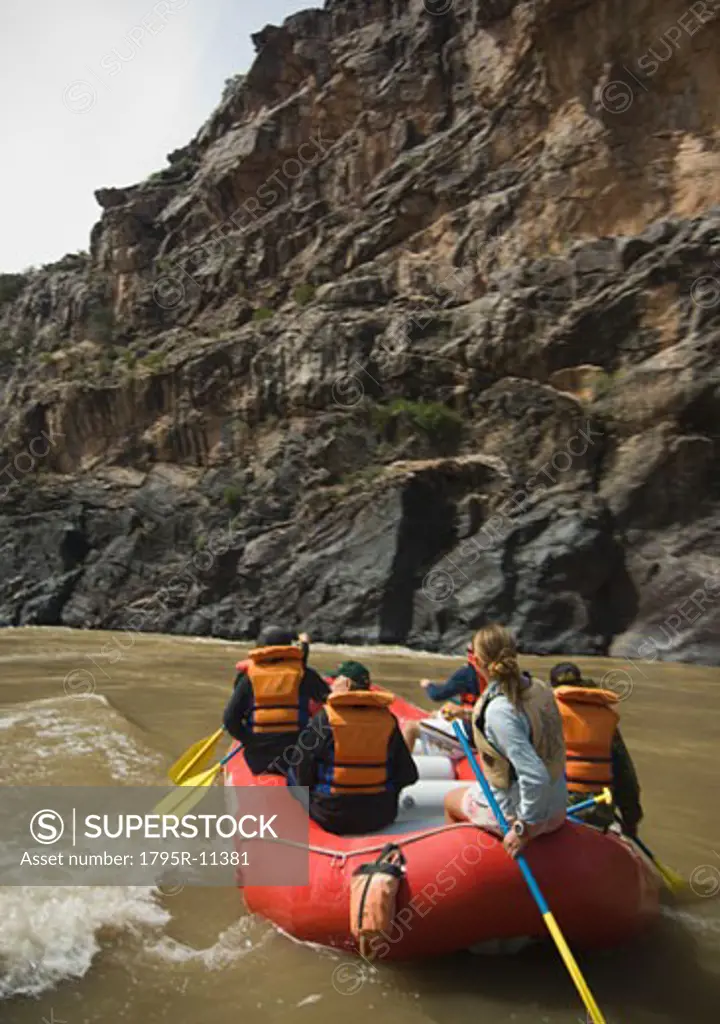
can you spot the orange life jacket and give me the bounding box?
[554,685,619,794]
[246,645,305,734]
[459,688,478,708]
[319,689,396,796]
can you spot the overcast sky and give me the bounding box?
[0,0,314,272]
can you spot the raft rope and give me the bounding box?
[243,821,495,865]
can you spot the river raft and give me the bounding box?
[224,692,661,959]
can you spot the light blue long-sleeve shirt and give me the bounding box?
[476,680,567,826]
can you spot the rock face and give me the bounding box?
[1,0,720,664]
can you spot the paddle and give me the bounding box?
[154,743,244,819]
[452,721,606,1024]
[564,793,685,895]
[613,816,686,894]
[168,728,225,784]
[567,787,613,819]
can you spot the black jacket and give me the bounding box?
[287,706,419,835]
[609,729,643,834]
[223,665,330,776]
[425,663,480,703]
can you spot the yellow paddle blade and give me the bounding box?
[655,860,687,894]
[153,763,223,819]
[623,829,688,896]
[542,911,607,1024]
[168,728,224,784]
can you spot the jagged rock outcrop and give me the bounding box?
[1,0,720,663]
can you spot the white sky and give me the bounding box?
[0,0,315,272]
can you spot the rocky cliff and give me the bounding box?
[1,0,719,664]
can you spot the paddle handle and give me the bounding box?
[452,722,607,1024]
[567,789,613,818]
[567,796,598,816]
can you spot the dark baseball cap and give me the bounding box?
[257,625,296,647]
[334,661,371,689]
[549,662,582,686]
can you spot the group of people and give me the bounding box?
[222,623,643,856]
[222,626,418,834]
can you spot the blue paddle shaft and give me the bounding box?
[452,721,552,916]
[566,794,603,814]
[219,743,243,767]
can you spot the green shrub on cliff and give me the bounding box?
[141,351,166,371]
[293,283,316,306]
[0,273,28,307]
[98,353,114,375]
[15,324,33,354]
[223,486,242,513]
[371,399,463,448]
[590,368,625,401]
[86,301,116,343]
[252,306,273,322]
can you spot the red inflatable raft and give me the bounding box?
[224,692,660,959]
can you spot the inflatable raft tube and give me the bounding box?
[225,755,660,959]
[411,754,456,780]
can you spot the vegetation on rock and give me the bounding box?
[0,273,28,307]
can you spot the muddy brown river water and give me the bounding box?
[0,627,718,1024]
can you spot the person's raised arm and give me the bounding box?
[424,664,477,703]
[304,666,331,704]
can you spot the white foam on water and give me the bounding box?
[0,694,166,786]
[179,635,458,660]
[0,712,23,731]
[662,905,720,936]
[307,642,457,660]
[0,886,169,999]
[0,693,177,1000]
[296,994,323,1007]
[146,916,271,969]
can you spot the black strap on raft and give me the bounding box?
[352,843,406,934]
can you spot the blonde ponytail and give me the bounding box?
[472,625,523,708]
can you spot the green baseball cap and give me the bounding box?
[334,660,371,688]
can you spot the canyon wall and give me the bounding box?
[1,0,719,663]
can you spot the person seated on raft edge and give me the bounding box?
[287,661,419,836]
[549,662,644,837]
[401,643,489,752]
[444,624,567,859]
[222,625,330,777]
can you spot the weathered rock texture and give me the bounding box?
[1,0,720,663]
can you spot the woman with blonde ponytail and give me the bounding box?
[444,624,567,858]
